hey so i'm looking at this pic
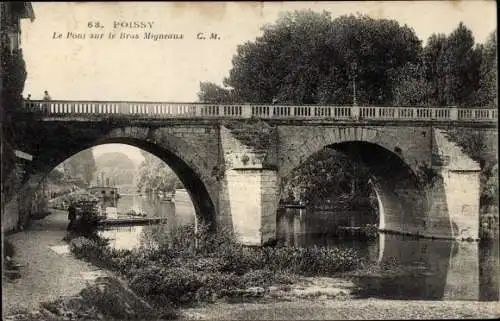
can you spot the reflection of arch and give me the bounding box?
[374,232,453,300]
[21,138,216,226]
[286,140,431,236]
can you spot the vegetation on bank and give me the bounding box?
[69,224,363,314]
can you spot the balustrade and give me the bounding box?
[23,101,497,122]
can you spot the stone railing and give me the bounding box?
[24,100,498,122]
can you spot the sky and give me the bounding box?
[21,1,496,162]
[21,1,496,102]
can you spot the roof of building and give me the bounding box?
[11,2,35,22]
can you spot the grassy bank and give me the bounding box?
[69,224,363,315]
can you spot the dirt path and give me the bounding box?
[2,210,107,316]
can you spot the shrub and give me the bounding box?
[69,221,363,311]
[480,213,499,240]
[240,269,294,288]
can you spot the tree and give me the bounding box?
[390,62,432,106]
[136,152,182,194]
[474,30,497,107]
[198,82,236,103]
[62,149,96,187]
[422,23,482,106]
[222,11,422,105]
[282,148,373,208]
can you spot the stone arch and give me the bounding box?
[278,126,427,179]
[281,138,439,237]
[18,134,218,226]
[331,141,429,235]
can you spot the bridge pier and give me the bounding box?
[427,129,482,240]
[220,125,280,246]
[223,169,279,246]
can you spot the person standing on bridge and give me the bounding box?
[23,94,31,111]
[43,90,51,114]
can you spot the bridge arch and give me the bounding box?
[282,139,438,237]
[20,136,218,227]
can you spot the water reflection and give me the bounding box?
[98,198,499,301]
[100,225,145,250]
[97,191,195,250]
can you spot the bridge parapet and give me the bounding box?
[24,100,497,122]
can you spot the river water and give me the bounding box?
[98,192,499,301]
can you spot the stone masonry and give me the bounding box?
[4,119,493,245]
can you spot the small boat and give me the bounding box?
[125,207,147,217]
[88,186,120,200]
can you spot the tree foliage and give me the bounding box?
[61,149,97,187]
[475,30,498,107]
[282,148,373,206]
[395,24,494,107]
[136,152,182,194]
[197,82,235,103]
[200,11,422,106]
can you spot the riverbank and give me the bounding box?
[4,208,500,320]
[180,299,500,320]
[2,209,166,320]
[180,275,499,319]
[68,220,500,319]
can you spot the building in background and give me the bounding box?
[1,2,36,233]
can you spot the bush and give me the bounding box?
[69,221,363,311]
[480,213,499,240]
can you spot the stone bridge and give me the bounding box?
[4,100,497,245]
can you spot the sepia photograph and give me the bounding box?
[1,1,498,320]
